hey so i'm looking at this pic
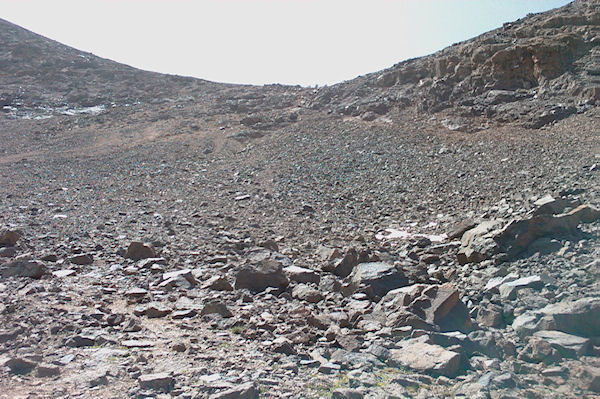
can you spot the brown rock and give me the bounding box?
[212,382,259,399]
[126,241,156,261]
[389,340,461,377]
[0,230,20,247]
[36,363,61,377]
[138,372,174,391]
[202,275,234,291]
[69,253,93,265]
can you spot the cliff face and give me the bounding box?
[311,0,600,129]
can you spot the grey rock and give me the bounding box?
[69,253,93,265]
[539,297,600,337]
[0,259,47,279]
[347,262,408,299]
[533,330,591,358]
[332,388,364,399]
[235,259,289,292]
[292,284,323,303]
[457,220,504,264]
[3,357,36,374]
[477,303,505,328]
[36,363,61,377]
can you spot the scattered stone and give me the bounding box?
[171,309,197,319]
[477,303,505,328]
[318,362,342,374]
[125,287,148,299]
[533,330,591,358]
[52,269,76,278]
[121,339,155,348]
[142,303,172,318]
[65,334,96,347]
[271,336,296,355]
[374,283,472,333]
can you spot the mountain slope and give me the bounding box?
[312,0,600,130]
[0,2,600,399]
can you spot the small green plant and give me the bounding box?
[231,326,245,334]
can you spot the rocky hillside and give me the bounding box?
[1,2,600,399]
[312,0,600,130]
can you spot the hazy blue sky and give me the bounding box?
[1,0,572,86]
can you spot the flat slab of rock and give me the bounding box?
[283,265,320,284]
[69,253,93,265]
[539,297,600,337]
[52,269,76,278]
[389,340,461,377]
[212,381,259,399]
[121,339,155,348]
[138,372,174,391]
[202,275,234,291]
[533,330,591,358]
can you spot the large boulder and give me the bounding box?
[457,204,600,264]
[496,204,600,258]
[512,297,600,338]
[346,262,408,299]
[373,283,472,333]
[538,297,600,337]
[0,259,47,279]
[457,220,504,265]
[235,259,289,292]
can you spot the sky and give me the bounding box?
[1,0,572,87]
